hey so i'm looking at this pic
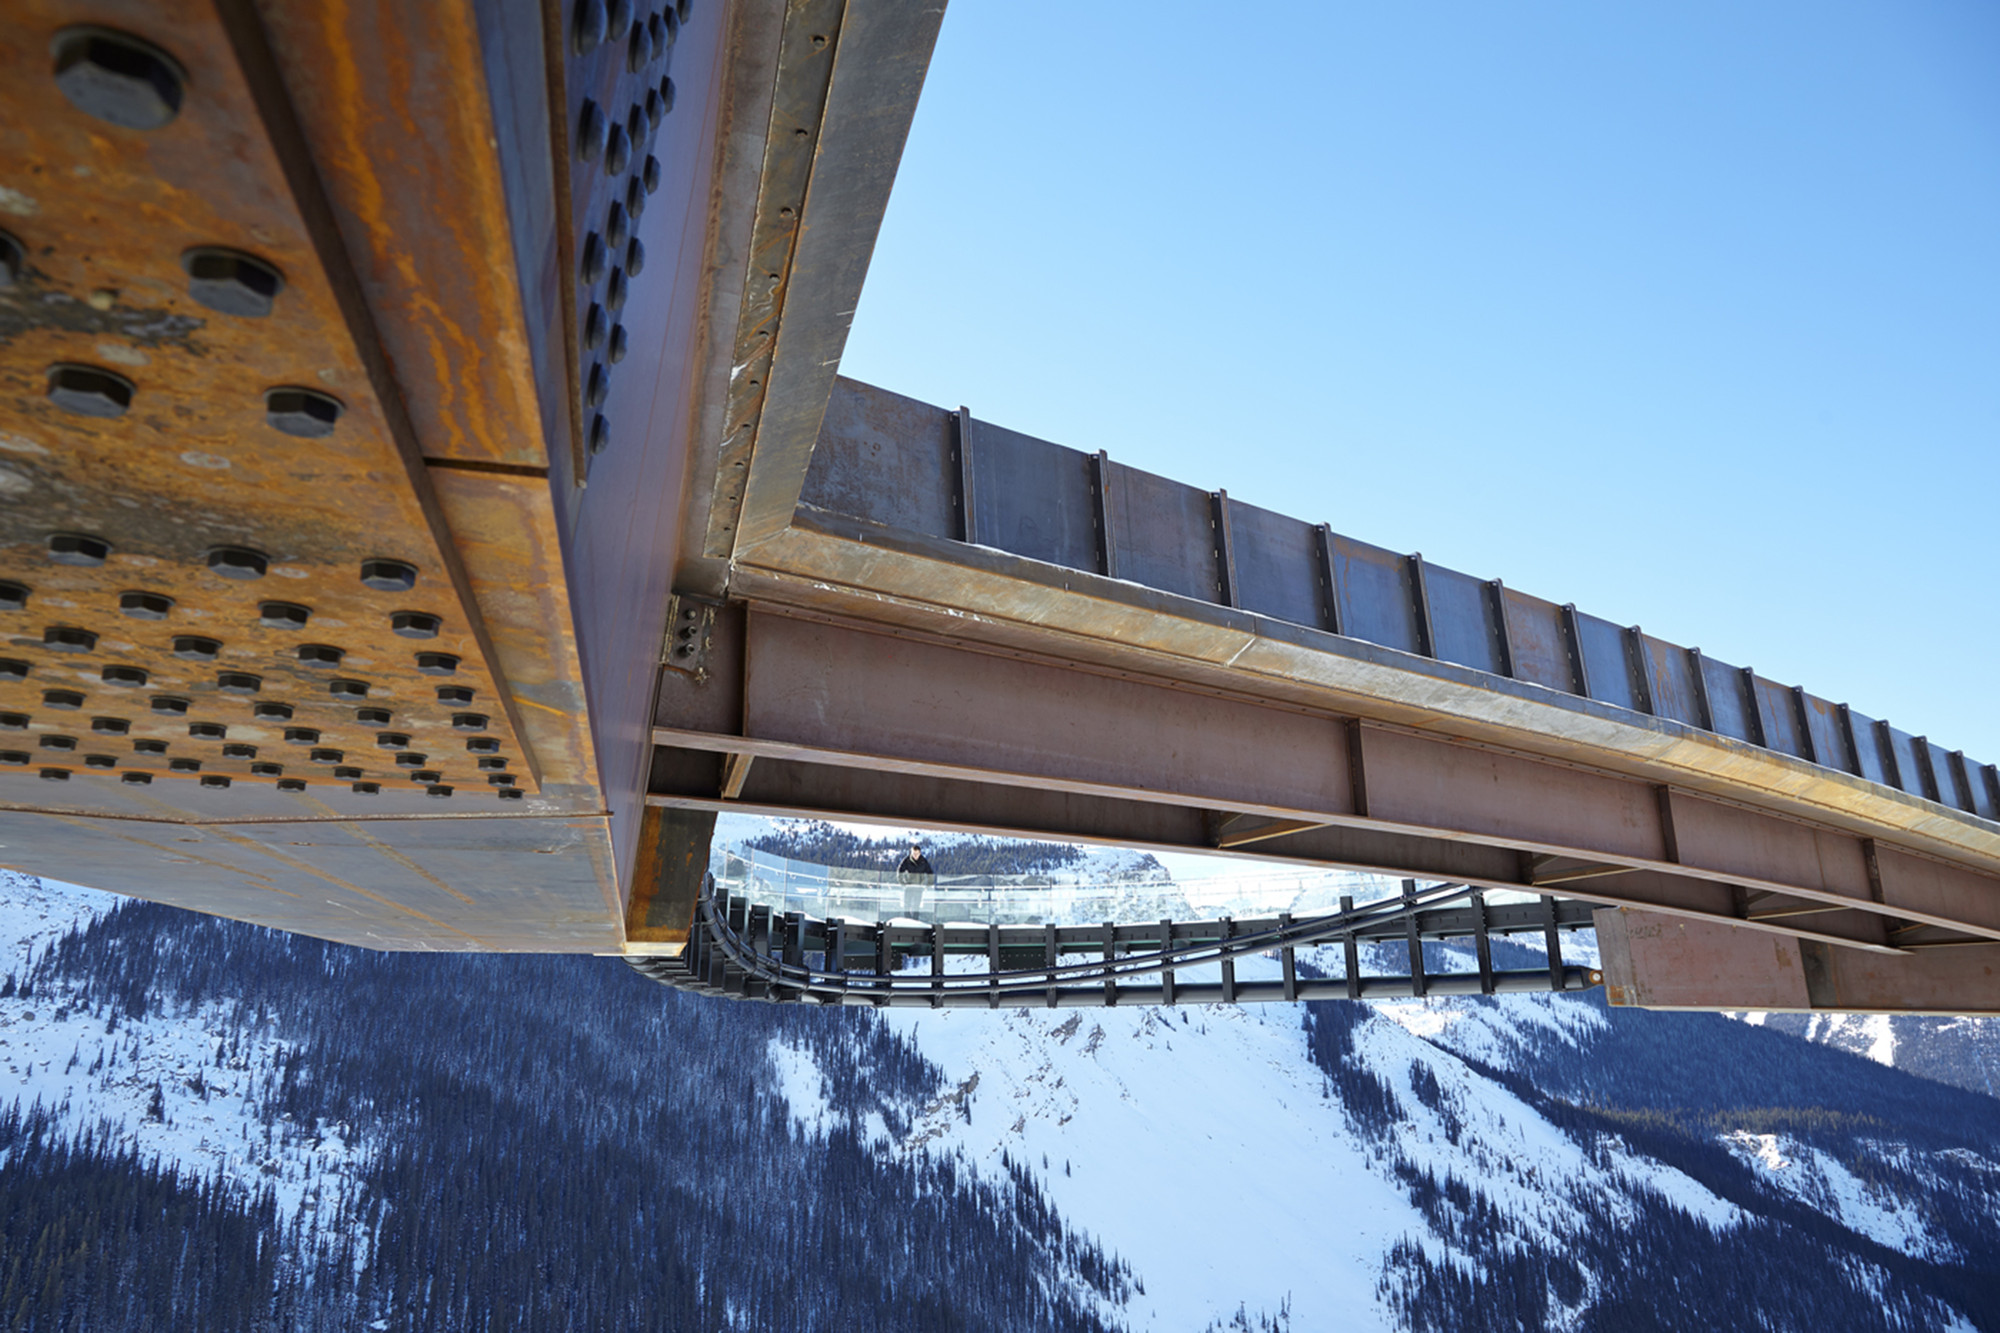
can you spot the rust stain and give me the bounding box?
[215,833,489,943]
[331,820,479,907]
[47,813,298,898]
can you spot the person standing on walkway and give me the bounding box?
[898,842,934,918]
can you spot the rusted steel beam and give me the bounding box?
[651,607,2000,948]
[0,0,747,949]
[713,0,949,557]
[644,750,1907,957]
[732,508,2000,894]
[1597,908,2000,1015]
[786,377,2000,865]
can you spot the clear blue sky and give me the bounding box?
[841,2,2000,768]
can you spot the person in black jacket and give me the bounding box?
[897,843,934,917]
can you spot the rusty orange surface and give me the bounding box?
[0,0,630,951]
[0,0,542,804]
[255,0,554,471]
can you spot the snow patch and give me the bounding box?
[766,1038,835,1140]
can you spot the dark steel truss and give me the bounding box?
[627,876,1603,1008]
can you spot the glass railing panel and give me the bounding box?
[711,846,1445,928]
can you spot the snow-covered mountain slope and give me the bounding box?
[0,871,373,1227]
[9,847,2000,1332]
[757,934,2000,1331]
[1743,1009,2000,1101]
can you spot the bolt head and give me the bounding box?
[265,387,342,439]
[47,363,134,418]
[608,324,628,365]
[119,590,172,619]
[360,558,418,592]
[643,155,662,194]
[52,27,185,130]
[43,627,98,653]
[390,611,441,639]
[182,248,284,318]
[206,546,269,580]
[48,533,110,566]
[258,600,310,629]
[0,232,21,289]
[0,660,24,681]
[577,100,605,161]
[571,0,607,54]
[415,652,460,676]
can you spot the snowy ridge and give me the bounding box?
[0,872,374,1228]
[871,954,1741,1332]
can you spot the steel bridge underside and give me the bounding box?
[637,378,2000,1015]
[0,0,1995,1015]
